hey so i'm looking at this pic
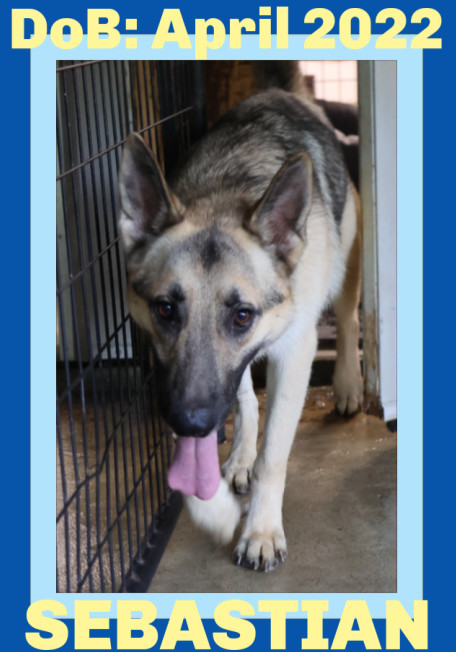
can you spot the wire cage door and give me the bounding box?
[56,60,205,592]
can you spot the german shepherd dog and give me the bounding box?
[118,64,363,572]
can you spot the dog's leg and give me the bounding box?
[333,202,363,415]
[222,365,259,495]
[234,326,317,571]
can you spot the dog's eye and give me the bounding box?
[234,308,253,328]
[155,301,174,321]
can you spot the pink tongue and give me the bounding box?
[168,430,220,500]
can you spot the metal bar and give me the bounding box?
[56,321,132,405]
[56,60,107,73]
[56,107,193,181]
[55,236,120,296]
[124,491,183,593]
[56,367,155,521]
[106,60,145,558]
[96,61,134,585]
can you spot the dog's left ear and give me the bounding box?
[246,153,312,271]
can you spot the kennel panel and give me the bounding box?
[56,60,205,592]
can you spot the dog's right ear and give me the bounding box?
[119,133,184,254]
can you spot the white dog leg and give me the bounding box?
[234,327,317,571]
[222,365,259,494]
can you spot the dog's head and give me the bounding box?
[118,134,312,437]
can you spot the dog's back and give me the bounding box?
[171,88,348,231]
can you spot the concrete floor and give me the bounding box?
[148,386,396,593]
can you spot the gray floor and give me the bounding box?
[148,386,396,593]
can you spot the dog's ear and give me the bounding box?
[246,153,312,271]
[119,133,184,254]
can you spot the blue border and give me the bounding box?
[3,45,31,651]
[422,44,455,652]
[4,1,454,649]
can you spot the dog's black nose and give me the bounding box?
[167,403,217,437]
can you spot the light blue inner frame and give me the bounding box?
[31,35,422,619]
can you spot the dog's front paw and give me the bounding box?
[233,529,287,572]
[222,460,253,495]
[333,365,363,415]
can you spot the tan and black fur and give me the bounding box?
[118,66,363,572]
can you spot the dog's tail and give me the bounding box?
[253,61,306,94]
[184,478,241,546]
